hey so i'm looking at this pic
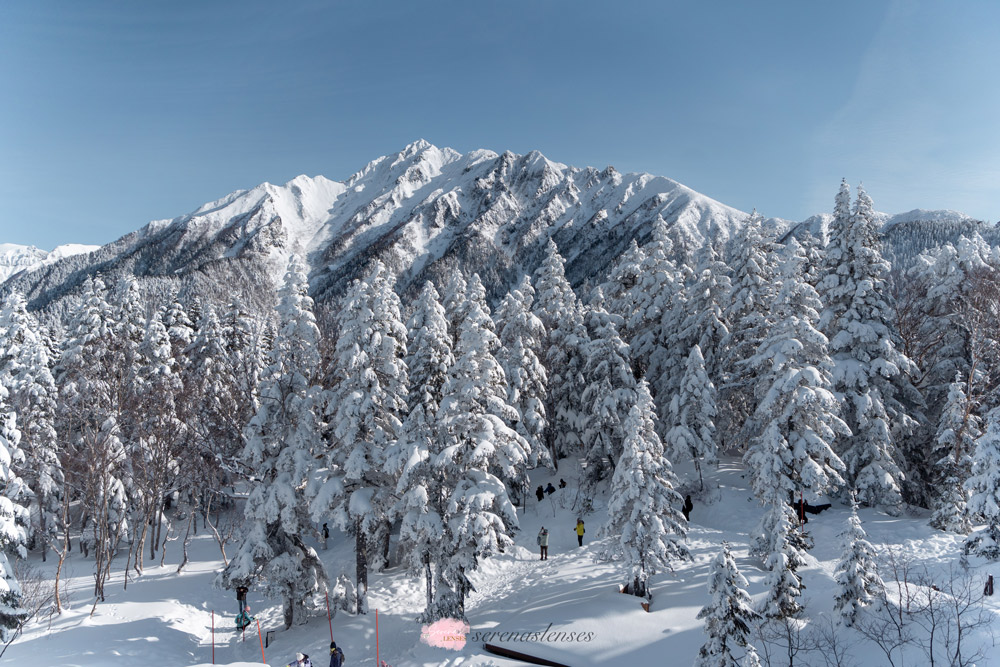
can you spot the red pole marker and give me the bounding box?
[257,617,266,664]
[326,590,333,640]
[211,610,215,665]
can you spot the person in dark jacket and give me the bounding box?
[545,482,556,495]
[682,495,693,522]
[329,641,345,667]
[559,478,567,488]
[236,585,248,616]
[321,523,329,550]
[535,485,545,502]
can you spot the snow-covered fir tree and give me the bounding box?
[0,293,62,561]
[755,502,805,618]
[440,269,467,332]
[495,276,550,470]
[432,290,529,620]
[833,498,883,626]
[929,376,979,533]
[599,380,689,598]
[666,344,718,491]
[602,238,645,344]
[162,292,195,365]
[533,240,590,459]
[964,408,1000,560]
[312,259,408,613]
[581,298,637,483]
[184,307,243,488]
[721,211,780,446]
[627,217,680,381]
[818,184,918,513]
[694,542,760,667]
[0,391,28,642]
[675,242,731,387]
[220,297,266,440]
[220,256,327,629]
[390,281,453,619]
[743,239,847,508]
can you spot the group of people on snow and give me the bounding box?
[536,518,587,558]
[286,641,345,667]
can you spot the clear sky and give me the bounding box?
[2,1,998,249]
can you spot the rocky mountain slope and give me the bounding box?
[1,141,992,319]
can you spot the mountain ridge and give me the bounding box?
[0,141,989,319]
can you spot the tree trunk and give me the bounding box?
[283,592,294,630]
[424,553,433,615]
[356,526,368,615]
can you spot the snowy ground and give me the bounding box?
[10,457,1000,666]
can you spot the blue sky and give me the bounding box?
[2,1,998,249]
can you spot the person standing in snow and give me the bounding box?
[535,485,545,502]
[321,523,330,550]
[683,495,693,522]
[538,526,549,560]
[288,652,313,667]
[236,585,248,616]
[329,641,345,667]
[545,482,556,495]
[575,519,585,547]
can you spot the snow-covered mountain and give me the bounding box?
[1,140,991,316]
[0,243,99,284]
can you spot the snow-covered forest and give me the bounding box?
[2,180,1000,666]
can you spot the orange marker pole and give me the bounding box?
[376,608,380,667]
[257,617,266,664]
[326,590,333,640]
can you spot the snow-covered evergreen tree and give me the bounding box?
[581,300,637,482]
[495,276,550,470]
[833,499,883,626]
[0,293,62,560]
[676,243,731,386]
[721,211,780,446]
[929,376,979,533]
[602,239,645,343]
[694,542,760,667]
[628,218,680,381]
[964,408,1000,560]
[744,240,847,508]
[220,256,326,629]
[534,240,590,459]
[599,381,689,597]
[666,344,718,491]
[756,503,805,618]
[0,391,28,641]
[819,184,918,514]
[312,259,408,613]
[441,270,469,347]
[432,291,528,620]
[390,281,453,619]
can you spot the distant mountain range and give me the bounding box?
[0,141,991,318]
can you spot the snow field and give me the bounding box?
[9,455,1000,666]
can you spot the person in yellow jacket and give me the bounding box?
[575,519,585,547]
